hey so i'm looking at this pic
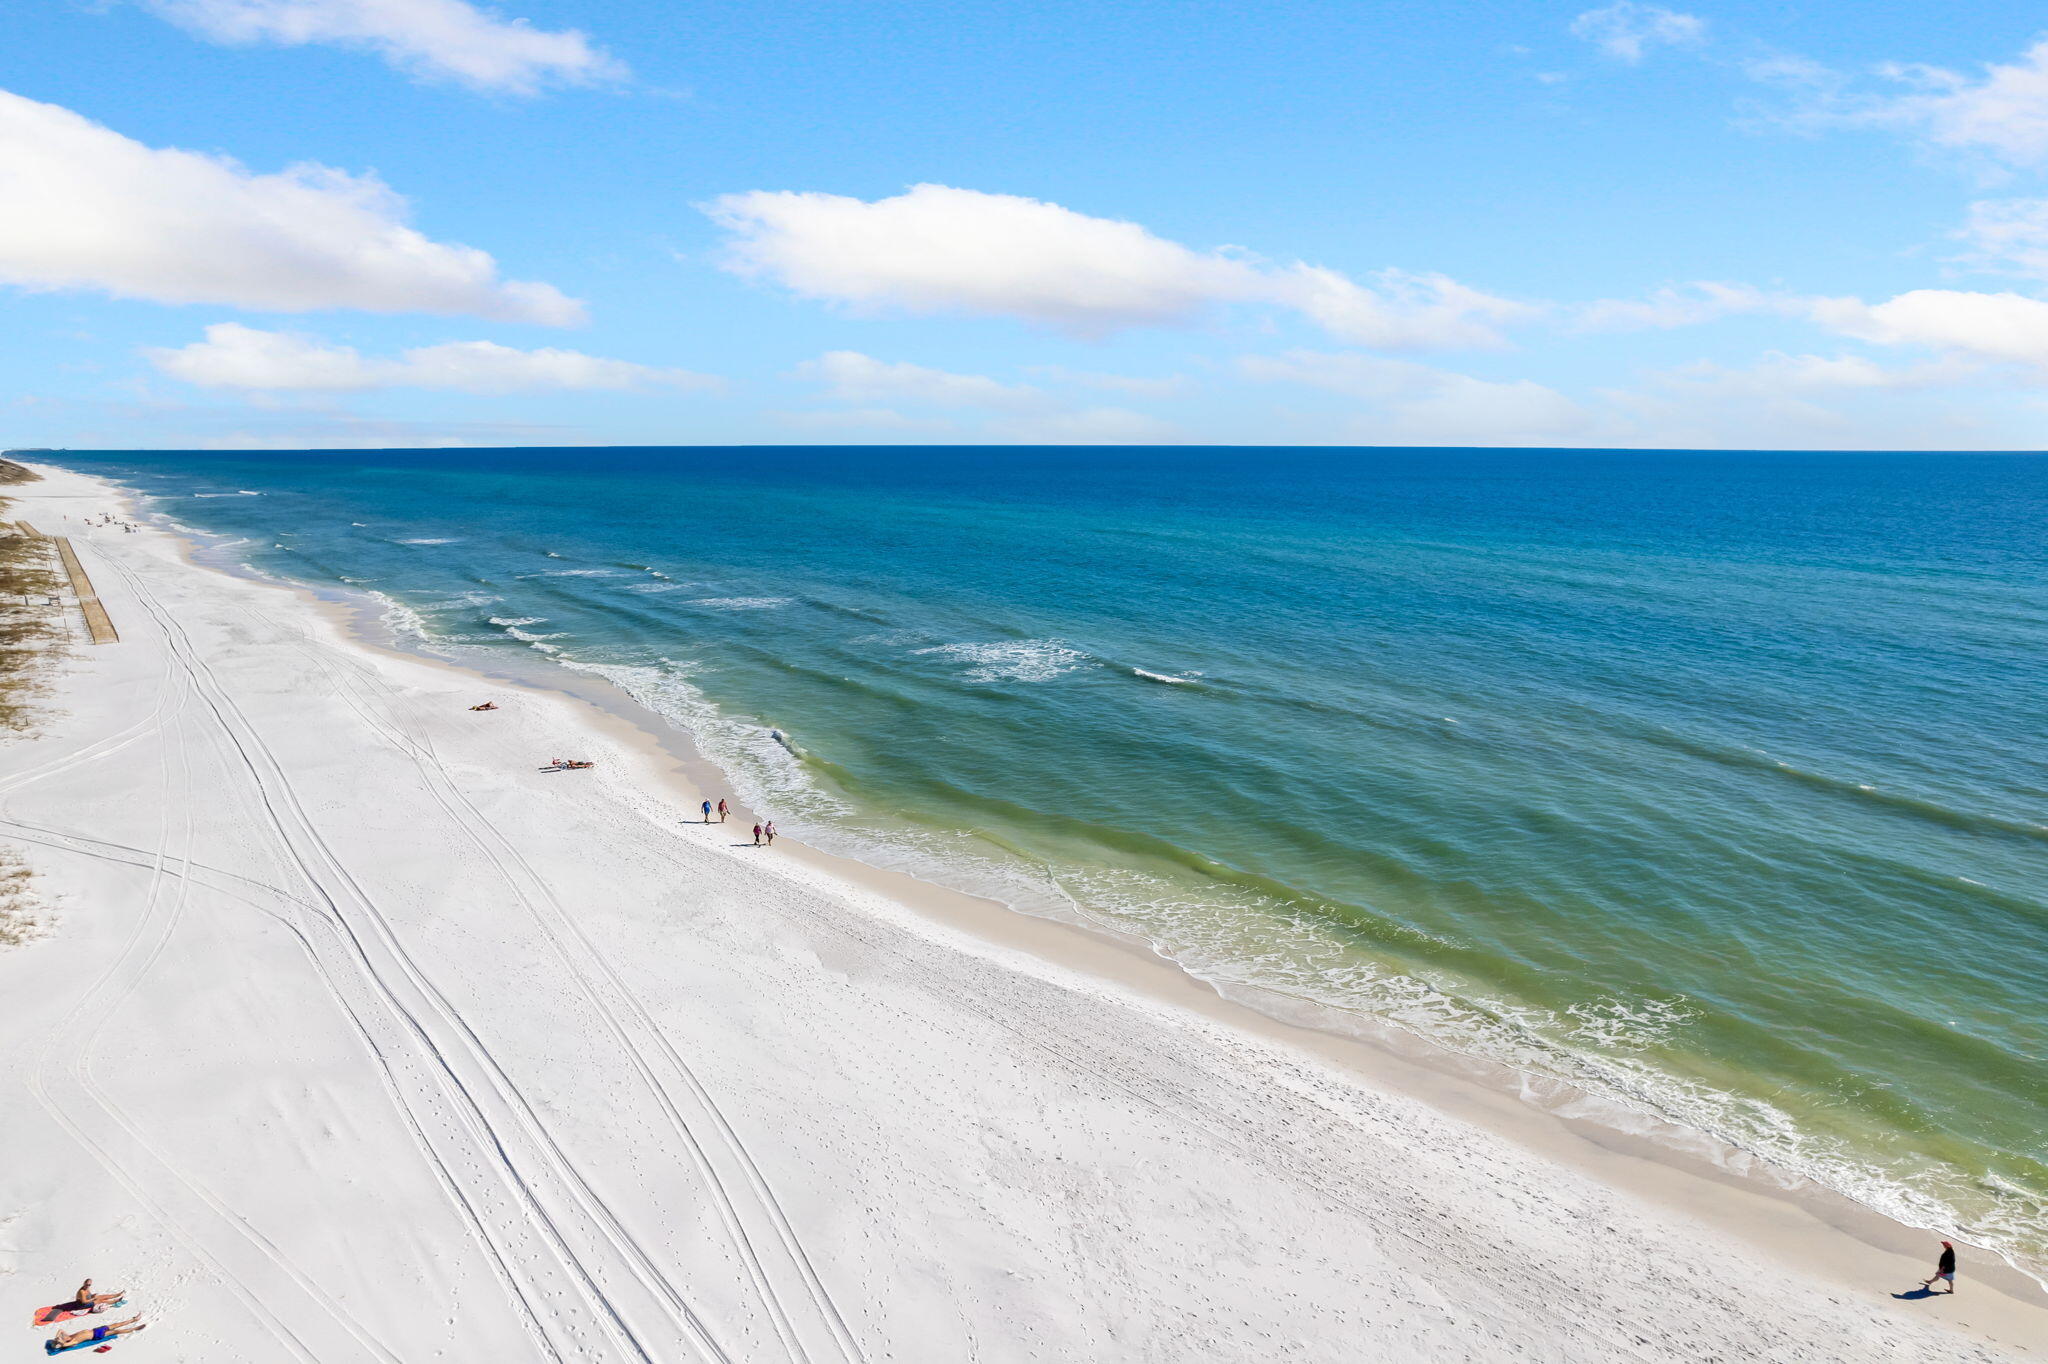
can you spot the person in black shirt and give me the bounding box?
[1921,1241,1957,1293]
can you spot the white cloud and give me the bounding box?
[1612,352,2015,449]
[0,89,580,322]
[1278,267,1532,348]
[1748,39,2048,171]
[773,407,959,435]
[793,350,1048,410]
[705,184,1525,348]
[1240,350,1591,443]
[1026,366,1189,398]
[199,418,562,448]
[1239,348,2009,450]
[1812,289,2048,365]
[1651,351,1972,395]
[788,352,1180,442]
[1570,4,1705,63]
[1954,197,2048,277]
[1572,282,1796,331]
[988,407,1182,444]
[143,0,622,94]
[147,324,715,392]
[1876,41,2048,168]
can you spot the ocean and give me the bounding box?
[39,445,2048,1276]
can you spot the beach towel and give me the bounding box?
[32,1300,122,1328]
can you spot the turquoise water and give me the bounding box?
[43,446,2048,1273]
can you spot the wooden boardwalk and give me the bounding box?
[50,535,119,645]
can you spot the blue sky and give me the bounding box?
[7,0,2048,448]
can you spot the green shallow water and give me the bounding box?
[46,445,2048,1274]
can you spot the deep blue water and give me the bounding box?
[39,445,2048,1272]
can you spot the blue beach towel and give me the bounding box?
[46,1326,118,1354]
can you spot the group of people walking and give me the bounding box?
[700,796,775,845]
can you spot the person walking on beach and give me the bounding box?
[1922,1241,1958,1293]
[701,799,713,824]
[764,820,777,846]
[717,798,729,823]
[752,822,763,846]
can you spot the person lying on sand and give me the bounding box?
[469,701,498,711]
[50,1313,146,1348]
[68,1280,124,1312]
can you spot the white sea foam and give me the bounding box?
[690,596,795,610]
[1564,996,1698,1051]
[517,568,617,578]
[489,616,547,628]
[417,591,502,613]
[399,537,462,545]
[370,591,433,647]
[504,625,565,653]
[158,519,231,542]
[552,657,853,821]
[624,582,688,593]
[916,639,1088,683]
[1132,667,1200,685]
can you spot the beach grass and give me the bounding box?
[0,461,66,732]
[0,847,46,947]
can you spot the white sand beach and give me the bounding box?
[2,460,2043,1363]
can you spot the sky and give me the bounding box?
[7,0,2048,449]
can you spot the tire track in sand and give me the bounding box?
[298,628,865,1364]
[16,636,399,1363]
[101,553,723,1364]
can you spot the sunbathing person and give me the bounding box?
[469,701,498,711]
[68,1280,124,1312]
[51,1313,146,1349]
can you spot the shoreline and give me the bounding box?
[6,459,2043,1361]
[129,465,2048,1307]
